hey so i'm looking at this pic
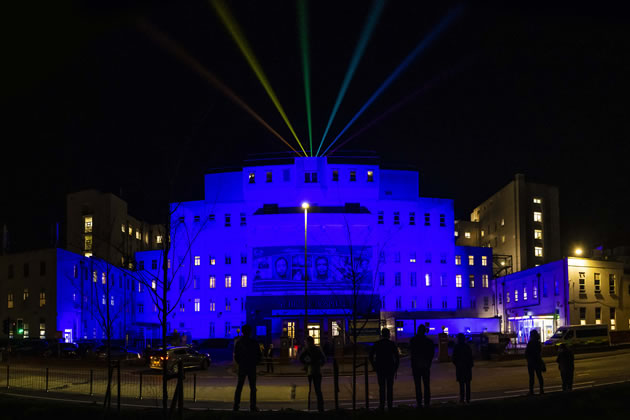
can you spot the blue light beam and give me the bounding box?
[321,5,464,156]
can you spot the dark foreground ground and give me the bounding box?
[3,382,629,420]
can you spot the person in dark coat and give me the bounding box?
[409,324,435,407]
[452,333,474,403]
[299,336,326,412]
[525,329,544,395]
[233,325,262,411]
[556,343,574,391]
[369,328,400,410]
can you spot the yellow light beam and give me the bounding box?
[138,19,301,156]
[211,0,307,156]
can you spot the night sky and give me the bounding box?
[3,1,629,254]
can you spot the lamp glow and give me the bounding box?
[302,202,310,209]
[574,248,583,256]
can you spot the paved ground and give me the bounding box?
[1,347,629,410]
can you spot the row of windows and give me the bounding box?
[7,290,45,308]
[577,273,618,294]
[247,169,375,184]
[506,279,560,303]
[578,306,627,330]
[7,261,47,279]
[380,272,489,288]
[455,255,489,266]
[118,222,162,244]
[389,295,493,310]
[378,212,446,227]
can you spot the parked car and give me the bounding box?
[76,339,103,358]
[10,339,50,356]
[43,342,79,358]
[150,346,211,373]
[192,338,234,362]
[544,324,610,347]
[95,345,143,362]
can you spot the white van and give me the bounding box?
[544,324,610,347]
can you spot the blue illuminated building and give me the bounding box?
[134,155,497,348]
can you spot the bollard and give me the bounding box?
[89,369,93,396]
[364,358,369,409]
[333,359,339,410]
[45,367,49,392]
[139,372,143,400]
[193,374,197,403]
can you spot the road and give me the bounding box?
[1,348,630,410]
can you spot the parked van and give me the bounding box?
[544,324,610,347]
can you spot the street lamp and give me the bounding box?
[302,202,309,345]
[574,248,583,256]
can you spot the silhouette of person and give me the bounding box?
[525,329,544,395]
[556,343,574,391]
[266,343,274,373]
[410,324,435,407]
[299,336,326,412]
[275,257,288,279]
[452,333,474,403]
[369,328,400,410]
[233,325,262,411]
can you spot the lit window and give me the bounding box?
[156,235,163,244]
[533,284,538,298]
[180,303,185,312]
[128,226,133,236]
[210,300,215,311]
[40,323,45,339]
[84,216,93,233]
[469,275,475,288]
[84,235,92,251]
[266,171,272,183]
[534,212,542,222]
[102,272,106,285]
[367,170,374,182]
[594,273,601,293]
[534,230,542,240]
[7,293,13,309]
[609,274,616,294]
[481,230,485,237]
[523,286,528,300]
[533,197,542,204]
[111,295,115,306]
[225,298,231,311]
[409,252,416,263]
[535,247,543,257]
[514,289,518,302]
[579,307,586,324]
[136,230,141,240]
[481,256,487,266]
[209,256,216,265]
[101,294,106,305]
[225,275,232,288]
[194,298,200,312]
[501,235,506,243]
[468,255,474,265]
[501,218,505,226]
[248,172,255,183]
[595,307,601,324]
[194,256,200,266]
[464,232,471,239]
[241,274,247,288]
[209,276,216,288]
[454,231,459,237]
[482,274,489,288]
[121,224,126,233]
[455,255,461,265]
[610,308,616,330]
[456,275,462,288]
[425,273,432,287]
[579,272,586,293]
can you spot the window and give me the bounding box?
[457,297,462,309]
[128,226,133,236]
[209,214,215,222]
[514,289,518,302]
[151,260,157,270]
[424,213,430,226]
[377,211,384,224]
[266,171,272,183]
[440,273,447,287]
[455,255,461,265]
[138,303,144,314]
[349,170,356,181]
[378,272,385,286]
[523,285,528,300]
[225,275,232,288]
[610,308,616,330]
[248,172,255,183]
[409,252,416,263]
[481,230,485,237]
[193,276,199,289]
[194,298,200,312]
[121,224,126,233]
[209,276,216,288]
[426,297,432,309]
[554,278,559,296]
[533,197,542,204]
[442,297,448,309]
[440,253,447,264]
[454,231,459,237]
[470,298,476,309]
[501,218,505,227]
[23,288,29,301]
[305,172,318,183]
[225,255,231,264]
[469,275,475,288]
[367,170,374,182]
[535,247,543,257]
[7,293,13,309]
[151,280,156,290]
[240,213,246,226]
[395,272,401,287]
[501,235,506,243]
[332,169,339,181]
[482,275,489,288]
[506,292,510,303]
[464,232,471,239]
[180,303,185,312]
[101,272,106,285]
[410,272,417,287]
[241,274,247,288]
[394,212,400,225]
[225,298,231,311]
[194,215,200,223]
[534,229,543,240]
[411,297,417,309]
[579,272,586,293]
[468,255,474,265]
[40,323,46,339]
[481,256,487,266]
[395,297,402,309]
[595,307,601,324]
[440,214,446,227]
[139,261,145,270]
[209,256,216,265]
[156,235,163,244]
[194,256,200,266]
[225,214,231,227]
[534,212,542,222]
[409,212,416,225]
[241,254,247,264]
[136,230,141,240]
[110,295,115,306]
[92,270,97,283]
[84,216,93,233]
[425,273,432,287]
[425,253,432,263]
[456,275,462,288]
[594,273,601,293]
[483,296,489,308]
[209,299,215,312]
[533,284,538,299]
[609,274,616,294]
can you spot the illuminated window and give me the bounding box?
[481,256,487,266]
[533,284,538,298]
[101,272,106,285]
[209,255,216,265]
[378,211,384,224]
[594,273,601,293]
[121,224,126,233]
[349,170,356,181]
[501,218,505,226]
[595,307,601,324]
[84,216,93,233]
[332,169,339,181]
[241,274,247,288]
[156,235,163,244]
[367,170,374,182]
[40,323,46,339]
[225,275,232,288]
[455,255,461,265]
[610,308,616,330]
[533,197,542,204]
[481,230,485,238]
[609,274,616,294]
[501,235,506,243]
[180,303,185,312]
[579,307,586,324]
[409,252,416,263]
[84,235,93,251]
[454,231,459,237]
[469,275,475,288]
[136,230,141,240]
[468,255,474,265]
[482,275,489,288]
[209,276,216,288]
[456,275,462,288]
[535,247,543,257]
[7,293,13,309]
[534,229,542,240]
[464,232,471,239]
[523,286,528,300]
[514,289,518,302]
[225,298,231,311]
[151,280,156,290]
[128,226,133,236]
[248,172,255,183]
[194,298,200,312]
[101,294,106,305]
[210,299,215,312]
[287,321,295,339]
[534,212,542,222]
[266,171,272,182]
[194,256,200,266]
[110,295,115,306]
[425,273,432,287]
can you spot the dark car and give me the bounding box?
[43,342,79,358]
[193,338,234,362]
[150,346,210,373]
[95,345,143,362]
[10,339,50,356]
[76,339,103,358]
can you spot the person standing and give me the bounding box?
[452,333,474,404]
[369,328,400,410]
[556,343,574,391]
[525,329,545,395]
[265,343,274,373]
[409,324,435,407]
[233,325,261,411]
[299,336,326,412]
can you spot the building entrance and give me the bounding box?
[308,323,321,346]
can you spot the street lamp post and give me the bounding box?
[302,202,309,345]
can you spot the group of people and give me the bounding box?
[231,324,575,412]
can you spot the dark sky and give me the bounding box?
[3,1,629,254]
